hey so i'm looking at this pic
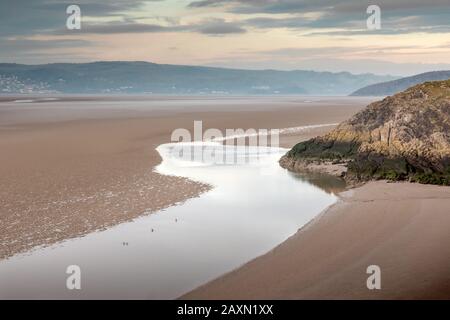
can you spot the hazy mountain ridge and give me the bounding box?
[281,80,450,185]
[350,71,450,96]
[0,61,397,95]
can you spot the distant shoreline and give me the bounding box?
[0,94,386,103]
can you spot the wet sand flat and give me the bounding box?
[183,181,450,299]
[0,96,372,260]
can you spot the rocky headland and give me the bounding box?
[280,80,450,185]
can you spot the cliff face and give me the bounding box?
[281,80,450,185]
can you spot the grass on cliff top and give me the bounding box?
[288,139,360,161]
[287,140,450,186]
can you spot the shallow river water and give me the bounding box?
[0,139,344,299]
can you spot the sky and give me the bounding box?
[1,0,449,76]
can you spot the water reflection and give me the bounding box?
[288,171,347,195]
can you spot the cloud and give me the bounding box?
[69,23,179,34]
[195,20,246,35]
[0,0,161,37]
[188,0,229,8]
[0,0,245,37]
[241,14,450,35]
[52,18,246,35]
[188,0,450,13]
[0,38,93,53]
[188,0,450,34]
[1,0,448,38]
[0,38,95,64]
[234,45,432,60]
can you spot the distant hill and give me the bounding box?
[281,80,450,185]
[350,71,450,96]
[0,62,396,95]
